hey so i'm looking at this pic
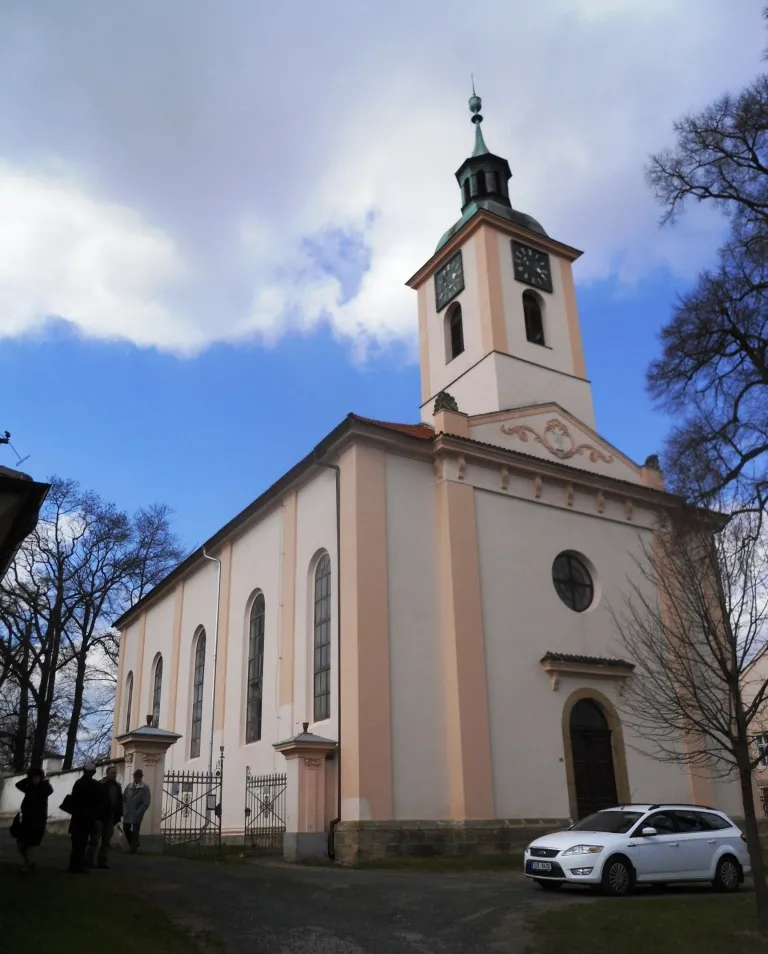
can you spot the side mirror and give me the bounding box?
[641,827,658,837]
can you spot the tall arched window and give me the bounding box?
[475,170,487,196]
[444,303,465,363]
[124,672,134,734]
[151,656,163,728]
[313,554,332,722]
[246,594,265,743]
[190,629,206,759]
[523,290,545,345]
[462,178,471,205]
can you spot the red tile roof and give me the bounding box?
[352,415,434,440]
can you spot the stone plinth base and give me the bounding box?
[284,831,329,861]
[333,818,571,866]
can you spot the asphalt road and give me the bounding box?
[129,853,548,953]
[1,832,549,952]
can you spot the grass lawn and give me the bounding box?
[526,894,764,954]
[0,860,212,953]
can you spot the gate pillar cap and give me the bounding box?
[274,727,337,760]
[117,725,182,756]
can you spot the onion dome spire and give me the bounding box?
[434,84,549,251]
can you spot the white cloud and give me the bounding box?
[0,160,190,349]
[0,0,763,355]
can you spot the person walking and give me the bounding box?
[85,764,123,869]
[66,760,105,874]
[12,766,53,872]
[122,768,151,854]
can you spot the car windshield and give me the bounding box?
[569,811,643,834]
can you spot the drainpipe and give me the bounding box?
[314,454,342,860]
[202,547,222,776]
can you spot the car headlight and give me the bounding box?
[562,845,604,856]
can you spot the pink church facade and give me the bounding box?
[112,96,743,862]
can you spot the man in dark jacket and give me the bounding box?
[67,761,106,874]
[85,764,123,869]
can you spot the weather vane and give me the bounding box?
[0,430,31,467]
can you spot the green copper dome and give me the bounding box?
[436,91,547,252]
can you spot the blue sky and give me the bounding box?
[0,1,763,548]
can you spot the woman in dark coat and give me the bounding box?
[14,766,53,871]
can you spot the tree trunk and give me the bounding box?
[30,614,63,767]
[29,656,52,767]
[63,651,88,770]
[12,663,30,773]
[738,759,768,935]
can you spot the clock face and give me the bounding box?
[511,241,553,293]
[434,251,465,311]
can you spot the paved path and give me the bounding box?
[130,854,551,953]
[1,834,551,952]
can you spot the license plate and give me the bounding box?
[531,861,552,872]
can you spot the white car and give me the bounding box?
[524,804,751,896]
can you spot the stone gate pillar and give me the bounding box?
[116,716,181,853]
[274,724,338,861]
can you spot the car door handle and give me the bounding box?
[707,839,716,845]
[668,842,679,848]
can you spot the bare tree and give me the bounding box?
[613,504,768,932]
[646,29,768,512]
[0,478,184,771]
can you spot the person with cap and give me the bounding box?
[122,768,151,854]
[66,760,106,874]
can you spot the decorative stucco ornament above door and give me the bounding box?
[500,419,614,464]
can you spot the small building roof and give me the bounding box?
[541,652,635,671]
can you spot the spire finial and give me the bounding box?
[467,82,489,156]
[468,79,482,124]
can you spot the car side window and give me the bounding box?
[696,812,730,831]
[645,813,677,835]
[672,811,705,833]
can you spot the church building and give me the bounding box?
[112,93,743,863]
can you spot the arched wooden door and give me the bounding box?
[570,699,618,819]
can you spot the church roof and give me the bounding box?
[350,415,434,441]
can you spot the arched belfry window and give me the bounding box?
[124,672,134,734]
[190,629,206,759]
[151,656,163,728]
[246,593,265,743]
[462,178,471,205]
[444,303,465,363]
[523,290,545,345]
[475,170,487,197]
[313,554,332,722]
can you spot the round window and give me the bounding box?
[552,552,594,613]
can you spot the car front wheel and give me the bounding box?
[601,856,634,897]
[713,856,741,893]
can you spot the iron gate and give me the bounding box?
[244,768,286,856]
[161,747,224,847]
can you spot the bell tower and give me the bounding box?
[407,91,595,430]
